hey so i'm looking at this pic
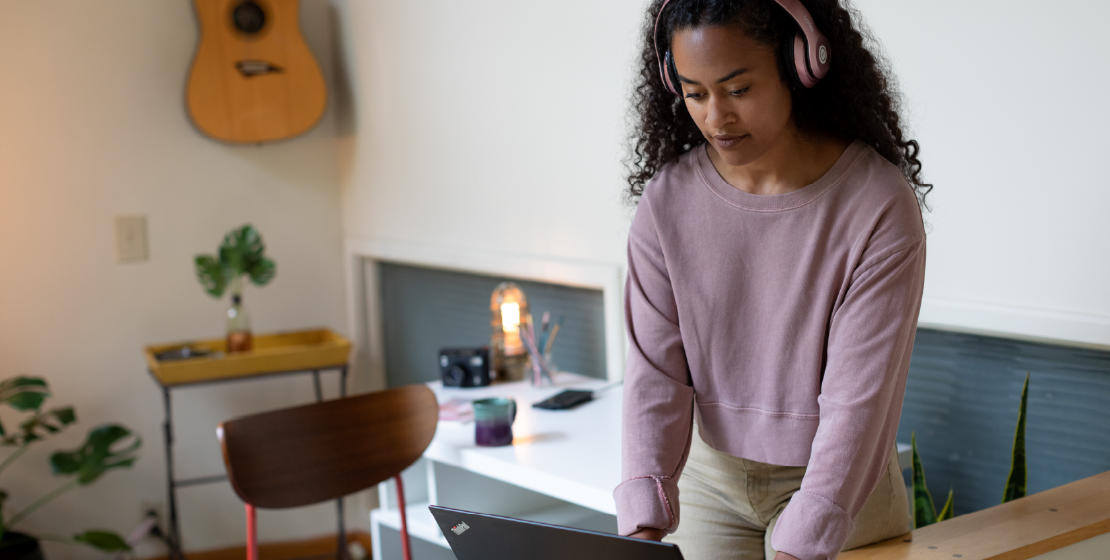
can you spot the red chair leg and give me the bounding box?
[394,475,412,560]
[246,503,258,560]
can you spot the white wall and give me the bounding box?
[0,1,351,557]
[343,0,1110,352]
[851,0,1110,347]
[341,0,643,268]
[340,0,647,389]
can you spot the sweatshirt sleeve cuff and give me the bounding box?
[771,490,854,560]
[614,476,680,536]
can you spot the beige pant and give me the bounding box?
[665,427,911,560]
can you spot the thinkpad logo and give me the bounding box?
[451,521,470,535]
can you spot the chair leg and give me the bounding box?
[246,503,258,560]
[395,475,412,560]
[336,497,347,560]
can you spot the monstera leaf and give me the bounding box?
[194,254,228,297]
[0,377,49,412]
[247,255,276,286]
[2,407,76,446]
[50,424,141,485]
[194,224,276,298]
[73,530,131,553]
[1,377,59,445]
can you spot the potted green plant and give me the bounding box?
[0,376,141,559]
[194,224,277,353]
[911,371,1031,529]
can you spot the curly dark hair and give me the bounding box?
[626,0,932,210]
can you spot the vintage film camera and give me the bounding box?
[439,346,492,388]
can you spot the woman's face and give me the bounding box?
[671,24,794,167]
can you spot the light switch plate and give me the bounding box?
[115,215,148,263]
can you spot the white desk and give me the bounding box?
[369,373,619,560]
[368,374,914,560]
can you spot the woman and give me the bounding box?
[616,1,930,560]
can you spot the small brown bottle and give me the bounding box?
[226,293,253,352]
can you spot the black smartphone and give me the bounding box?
[532,390,593,410]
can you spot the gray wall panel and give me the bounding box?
[379,262,607,387]
[898,328,1110,516]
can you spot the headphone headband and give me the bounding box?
[653,0,832,94]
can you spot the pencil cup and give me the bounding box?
[528,352,556,387]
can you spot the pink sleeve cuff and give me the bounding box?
[613,475,680,536]
[771,489,854,560]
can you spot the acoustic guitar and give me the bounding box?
[187,0,327,143]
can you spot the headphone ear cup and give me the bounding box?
[780,32,802,88]
[791,31,819,88]
[665,51,682,96]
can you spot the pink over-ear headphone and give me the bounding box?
[653,0,832,93]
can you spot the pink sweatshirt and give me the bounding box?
[615,140,926,560]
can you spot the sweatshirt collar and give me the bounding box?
[695,140,867,212]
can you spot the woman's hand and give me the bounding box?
[629,528,666,541]
[774,552,803,560]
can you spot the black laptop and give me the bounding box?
[429,505,685,560]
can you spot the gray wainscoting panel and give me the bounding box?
[378,262,608,387]
[897,328,1110,517]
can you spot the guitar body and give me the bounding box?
[187,0,327,143]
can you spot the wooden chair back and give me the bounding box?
[218,384,438,509]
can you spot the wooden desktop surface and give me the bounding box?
[839,470,1110,560]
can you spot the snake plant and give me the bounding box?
[0,375,141,555]
[912,370,1032,529]
[1002,372,1030,503]
[911,431,954,528]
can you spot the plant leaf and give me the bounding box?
[220,224,265,277]
[0,531,36,550]
[1003,372,1029,503]
[912,432,938,529]
[2,407,76,446]
[73,530,131,552]
[195,255,228,298]
[247,257,276,286]
[0,377,50,412]
[937,488,955,521]
[50,424,141,485]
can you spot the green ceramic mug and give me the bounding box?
[473,397,516,447]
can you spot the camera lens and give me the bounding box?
[446,365,466,386]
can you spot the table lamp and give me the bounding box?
[490,282,530,382]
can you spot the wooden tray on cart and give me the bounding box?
[144,328,351,386]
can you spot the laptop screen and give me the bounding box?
[429,505,685,560]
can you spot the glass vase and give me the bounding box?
[226,293,253,352]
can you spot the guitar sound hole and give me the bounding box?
[232,1,266,35]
